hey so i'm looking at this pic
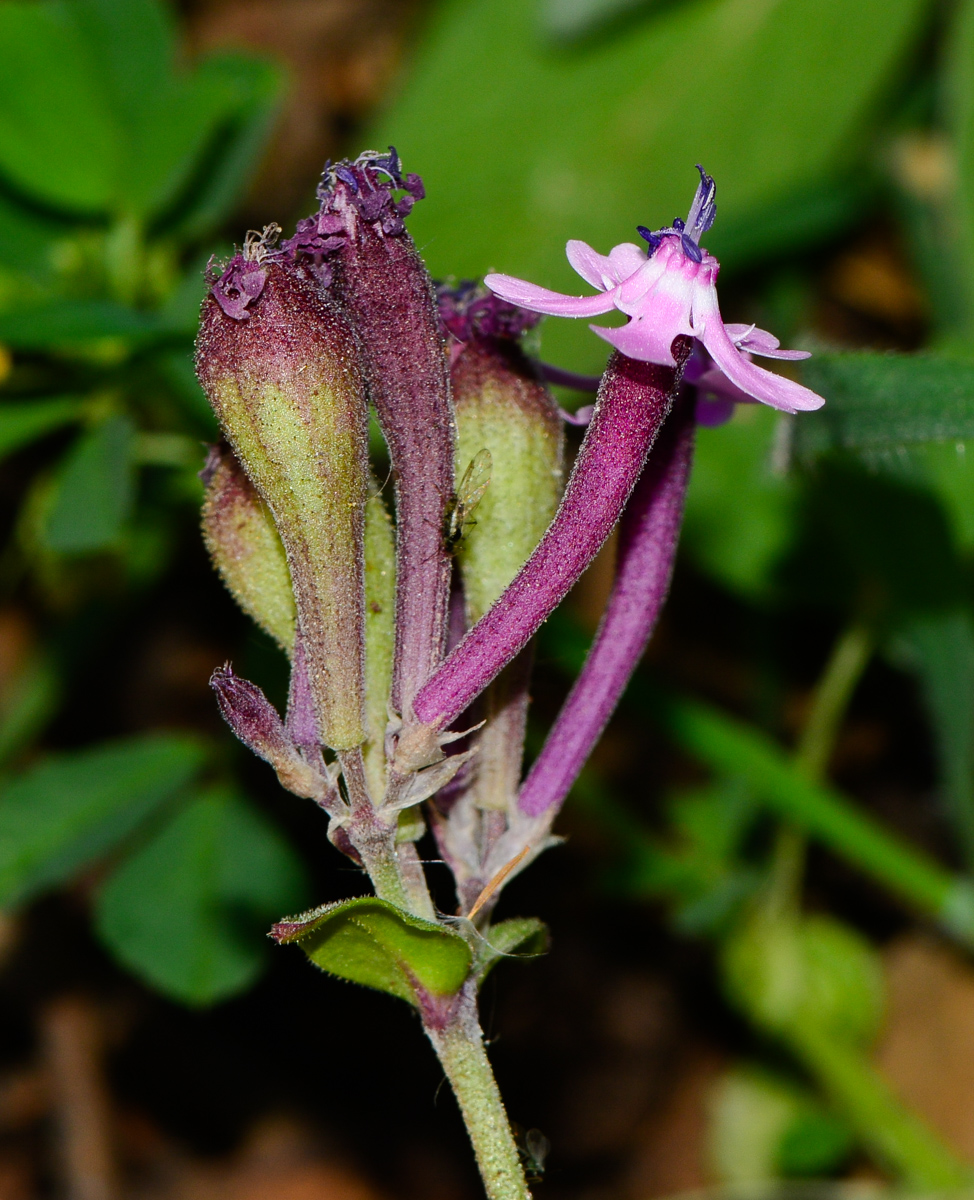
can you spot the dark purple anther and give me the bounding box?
[518,391,696,817]
[636,226,662,255]
[407,342,691,742]
[290,151,456,720]
[681,235,703,264]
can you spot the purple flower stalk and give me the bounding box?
[518,391,696,818]
[409,346,689,739]
[287,150,455,717]
[486,167,822,416]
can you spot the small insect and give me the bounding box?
[514,1124,550,1185]
[444,448,492,552]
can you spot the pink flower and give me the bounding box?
[485,167,824,416]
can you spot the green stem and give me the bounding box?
[794,1024,971,1189]
[766,624,873,918]
[794,624,872,781]
[424,991,530,1200]
[340,748,423,916]
[662,696,965,928]
[762,626,970,1186]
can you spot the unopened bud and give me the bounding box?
[363,484,396,798]
[211,665,329,801]
[440,283,564,625]
[201,445,295,654]
[196,245,369,750]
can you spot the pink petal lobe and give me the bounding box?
[485,273,617,318]
[565,240,614,289]
[699,309,824,413]
[566,240,647,290]
[725,323,811,361]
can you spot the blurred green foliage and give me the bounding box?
[6,0,974,1181]
[0,0,307,1007]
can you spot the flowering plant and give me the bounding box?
[195,152,825,1200]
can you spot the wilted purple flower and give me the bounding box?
[287,149,455,719]
[486,167,823,416]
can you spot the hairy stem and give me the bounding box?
[425,989,530,1200]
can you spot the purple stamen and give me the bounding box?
[681,234,703,264]
[636,225,662,255]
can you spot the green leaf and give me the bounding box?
[373,0,928,372]
[708,1067,853,1183]
[540,0,667,42]
[165,54,286,240]
[120,54,253,220]
[44,414,136,553]
[0,301,164,350]
[796,353,974,458]
[68,0,176,138]
[96,786,308,1006]
[0,653,59,769]
[0,189,74,280]
[657,693,957,919]
[0,733,205,908]
[0,1,120,213]
[474,916,548,984]
[723,912,884,1045]
[0,398,83,460]
[274,896,472,1004]
[892,611,974,869]
[156,348,219,434]
[944,0,974,338]
[785,461,965,618]
[683,403,797,598]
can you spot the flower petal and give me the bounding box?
[565,240,647,290]
[698,302,824,413]
[724,323,811,361]
[485,272,617,317]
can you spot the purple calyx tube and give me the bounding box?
[410,340,691,735]
[518,390,696,818]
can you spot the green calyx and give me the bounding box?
[452,342,564,625]
[363,483,396,799]
[197,262,369,750]
[201,447,296,654]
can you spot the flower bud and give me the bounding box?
[285,150,455,717]
[363,483,396,798]
[211,665,332,804]
[439,284,565,814]
[440,283,564,625]
[200,444,295,654]
[196,242,369,750]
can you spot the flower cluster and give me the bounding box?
[194,151,824,1200]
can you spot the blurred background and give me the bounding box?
[2,0,974,1197]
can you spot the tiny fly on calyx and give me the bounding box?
[513,1124,550,1185]
[444,448,492,552]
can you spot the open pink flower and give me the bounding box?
[486,167,823,416]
